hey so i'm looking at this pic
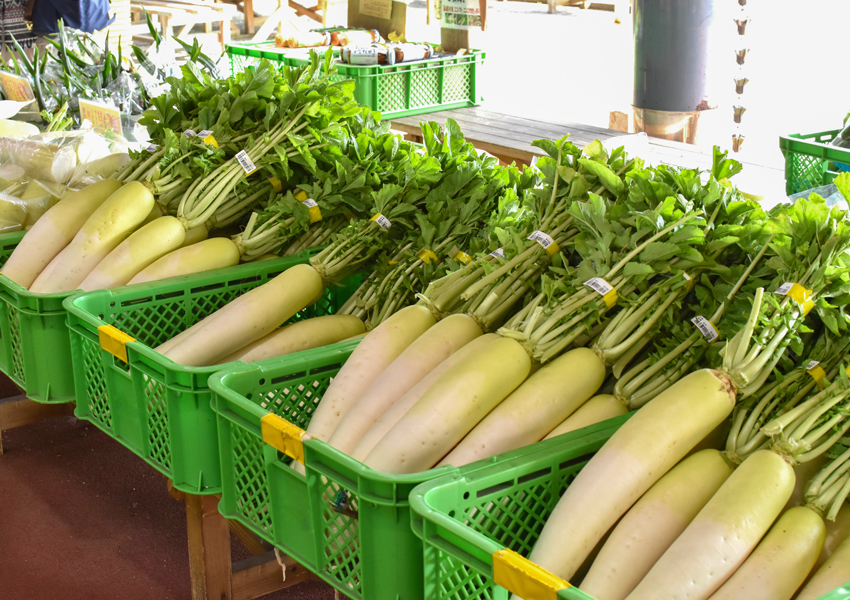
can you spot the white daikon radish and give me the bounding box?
[328,314,483,455]
[365,336,532,475]
[219,314,366,364]
[707,506,825,600]
[580,449,734,600]
[31,181,154,293]
[78,216,186,291]
[544,394,628,440]
[627,450,795,600]
[350,333,500,463]
[160,264,323,367]
[1,178,123,287]
[521,369,736,585]
[439,347,605,468]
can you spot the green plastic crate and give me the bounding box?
[779,129,850,195]
[409,415,848,600]
[64,254,360,495]
[0,230,79,404]
[210,343,464,600]
[226,42,485,120]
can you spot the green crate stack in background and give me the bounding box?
[0,230,78,404]
[64,253,360,495]
[226,42,485,120]
[210,343,462,600]
[779,129,850,195]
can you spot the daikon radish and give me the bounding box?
[304,305,436,444]
[580,449,734,600]
[80,152,129,179]
[31,181,154,293]
[627,450,795,600]
[813,504,850,570]
[328,314,483,455]
[797,534,850,600]
[364,337,532,475]
[439,348,605,468]
[0,137,77,183]
[78,216,186,291]
[28,246,67,291]
[219,314,366,363]
[181,225,209,247]
[1,178,123,287]
[160,264,323,367]
[127,238,240,286]
[544,394,628,440]
[521,369,736,585]
[350,333,500,462]
[707,506,824,600]
[0,119,38,138]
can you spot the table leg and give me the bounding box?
[0,391,74,455]
[185,494,234,600]
[244,0,256,34]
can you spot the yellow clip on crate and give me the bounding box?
[98,324,135,363]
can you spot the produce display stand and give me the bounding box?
[779,129,848,195]
[226,42,485,120]
[210,343,463,600]
[64,252,360,496]
[0,374,74,454]
[166,480,316,600]
[408,419,850,600]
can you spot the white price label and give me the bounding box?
[349,47,380,65]
[775,282,794,295]
[682,272,691,281]
[302,198,318,208]
[370,213,392,229]
[805,360,821,371]
[235,150,258,175]
[691,316,719,342]
[197,130,213,138]
[527,230,559,256]
[584,277,614,296]
[146,143,158,152]
[184,129,197,137]
[489,248,506,259]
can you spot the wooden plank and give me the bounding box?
[232,552,313,600]
[0,397,70,431]
[289,0,323,22]
[229,519,270,556]
[244,0,255,33]
[185,493,233,600]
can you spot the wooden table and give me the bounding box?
[391,107,786,201]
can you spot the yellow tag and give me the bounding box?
[807,364,827,389]
[388,260,398,265]
[787,283,815,316]
[261,413,307,464]
[98,324,136,364]
[296,189,322,222]
[416,248,439,265]
[492,549,570,600]
[453,250,472,264]
[268,177,282,192]
[203,134,219,148]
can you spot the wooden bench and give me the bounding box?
[390,107,785,200]
[130,0,238,50]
